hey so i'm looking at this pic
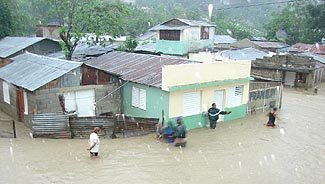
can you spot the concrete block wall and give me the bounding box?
[95,84,121,116]
[35,88,62,114]
[251,68,282,81]
[253,55,315,70]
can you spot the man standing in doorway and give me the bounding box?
[208,103,231,129]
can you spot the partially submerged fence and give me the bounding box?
[70,115,158,139]
[32,113,159,139]
[0,119,16,138]
[32,113,71,139]
[248,82,283,114]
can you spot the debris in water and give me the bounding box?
[280,128,285,135]
[259,161,263,166]
[9,146,13,157]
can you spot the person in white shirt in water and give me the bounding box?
[87,127,100,158]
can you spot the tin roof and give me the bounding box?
[0,53,82,91]
[176,19,215,27]
[252,41,289,49]
[218,48,270,61]
[84,51,198,88]
[288,43,325,55]
[214,35,237,44]
[0,37,58,58]
[298,52,325,64]
[150,18,215,31]
[135,42,156,53]
[47,43,113,61]
[137,31,158,41]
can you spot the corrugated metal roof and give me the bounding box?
[150,18,215,31]
[47,43,113,61]
[137,31,158,41]
[219,48,270,61]
[150,25,190,31]
[289,43,325,55]
[252,41,289,49]
[298,52,325,64]
[0,37,57,58]
[0,53,82,91]
[177,19,215,27]
[135,42,156,53]
[84,51,198,88]
[214,35,237,44]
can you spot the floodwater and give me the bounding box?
[1,85,324,184]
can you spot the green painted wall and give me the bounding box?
[168,113,207,130]
[122,82,169,122]
[224,104,248,121]
[156,40,189,55]
[169,77,251,92]
[156,40,213,55]
[167,104,248,130]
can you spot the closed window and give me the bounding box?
[24,91,28,115]
[200,26,209,40]
[3,82,10,104]
[227,86,243,107]
[183,91,201,116]
[159,30,180,40]
[132,87,146,110]
[64,89,95,116]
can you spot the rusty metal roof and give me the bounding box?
[0,53,82,91]
[84,51,198,88]
[252,41,289,49]
[289,43,325,55]
[0,36,58,58]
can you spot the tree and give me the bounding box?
[117,37,138,52]
[49,0,129,60]
[265,1,325,44]
[211,14,254,40]
[0,0,26,38]
[0,0,13,38]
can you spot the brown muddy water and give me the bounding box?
[1,85,324,184]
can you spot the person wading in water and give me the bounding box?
[266,107,280,128]
[208,103,231,129]
[87,127,100,158]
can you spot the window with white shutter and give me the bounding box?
[183,92,201,116]
[227,86,243,107]
[132,87,146,110]
[132,87,139,107]
[139,89,146,110]
[3,82,10,104]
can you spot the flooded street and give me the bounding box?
[1,85,324,184]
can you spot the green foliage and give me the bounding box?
[48,0,129,60]
[0,0,29,38]
[117,37,138,52]
[211,14,254,40]
[266,1,325,44]
[0,0,13,38]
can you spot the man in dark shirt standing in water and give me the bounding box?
[208,103,231,129]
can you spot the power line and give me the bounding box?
[215,0,295,11]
